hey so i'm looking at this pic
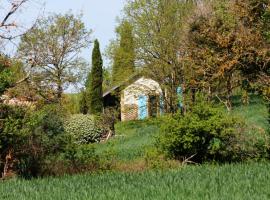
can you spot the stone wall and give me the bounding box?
[121,104,138,121]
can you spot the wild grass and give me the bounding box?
[232,95,269,130]
[1,162,270,200]
[94,120,159,161]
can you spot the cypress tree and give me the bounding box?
[79,90,88,114]
[89,39,103,114]
[112,21,135,84]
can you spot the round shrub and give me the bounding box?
[157,102,269,163]
[64,114,103,144]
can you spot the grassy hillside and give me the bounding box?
[95,95,269,162]
[95,120,159,161]
[232,95,269,130]
[1,162,270,200]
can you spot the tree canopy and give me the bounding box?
[18,13,92,102]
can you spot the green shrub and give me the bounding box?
[17,105,68,178]
[157,101,269,163]
[62,143,100,174]
[0,104,27,177]
[0,104,70,178]
[64,114,103,144]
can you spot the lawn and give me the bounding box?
[1,162,270,200]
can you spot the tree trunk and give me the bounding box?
[2,150,15,179]
[57,83,63,101]
[181,83,187,115]
[226,75,232,111]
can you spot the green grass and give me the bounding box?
[95,120,159,161]
[232,95,269,130]
[1,162,270,200]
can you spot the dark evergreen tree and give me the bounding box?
[112,21,135,84]
[89,39,103,114]
[79,90,88,114]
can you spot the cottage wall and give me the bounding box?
[121,77,162,121]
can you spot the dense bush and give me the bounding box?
[63,143,100,174]
[64,114,104,144]
[1,104,111,178]
[0,104,70,178]
[0,104,26,178]
[17,105,69,177]
[157,101,269,163]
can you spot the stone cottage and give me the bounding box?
[103,75,163,121]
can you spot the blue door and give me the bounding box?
[177,87,183,108]
[138,95,148,120]
[160,95,164,115]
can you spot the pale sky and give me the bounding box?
[44,0,126,65]
[2,0,126,66]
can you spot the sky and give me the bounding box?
[2,0,126,65]
[43,0,126,65]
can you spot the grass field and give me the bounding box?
[1,162,270,200]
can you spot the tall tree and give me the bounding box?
[187,0,270,110]
[124,0,195,113]
[89,39,103,115]
[18,13,91,102]
[111,20,135,84]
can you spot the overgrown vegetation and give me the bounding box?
[0,0,270,183]
[158,99,269,162]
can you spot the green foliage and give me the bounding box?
[0,104,69,178]
[62,93,81,114]
[64,114,103,144]
[79,90,88,114]
[157,101,269,162]
[17,105,68,177]
[0,56,13,96]
[0,104,26,156]
[89,39,103,114]
[63,143,100,174]
[124,0,195,113]
[18,13,91,101]
[111,20,135,84]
